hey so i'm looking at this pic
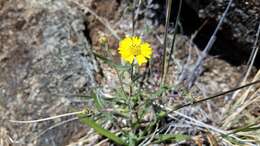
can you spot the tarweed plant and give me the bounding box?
[78,34,184,145]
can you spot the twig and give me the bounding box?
[186,0,233,88]
[177,20,208,84]
[10,111,84,123]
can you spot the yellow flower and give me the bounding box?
[118,36,152,65]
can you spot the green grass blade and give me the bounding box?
[79,115,126,145]
[230,123,260,134]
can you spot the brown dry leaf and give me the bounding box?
[194,135,203,146]
[206,132,219,146]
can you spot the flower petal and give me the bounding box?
[140,43,152,58]
[125,55,135,64]
[119,37,131,49]
[136,55,147,65]
[132,37,142,46]
[119,47,130,58]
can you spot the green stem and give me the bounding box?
[129,63,135,126]
[130,63,134,96]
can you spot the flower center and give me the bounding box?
[130,44,141,56]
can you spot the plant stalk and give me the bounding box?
[161,0,173,85]
[168,0,182,68]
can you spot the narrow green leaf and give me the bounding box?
[153,134,191,144]
[93,52,130,71]
[91,91,104,110]
[79,115,126,145]
[230,123,260,134]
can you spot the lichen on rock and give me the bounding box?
[0,0,99,145]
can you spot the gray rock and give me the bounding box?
[0,0,98,145]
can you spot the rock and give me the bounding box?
[0,0,98,145]
[187,0,260,54]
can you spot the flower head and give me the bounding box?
[118,36,152,65]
